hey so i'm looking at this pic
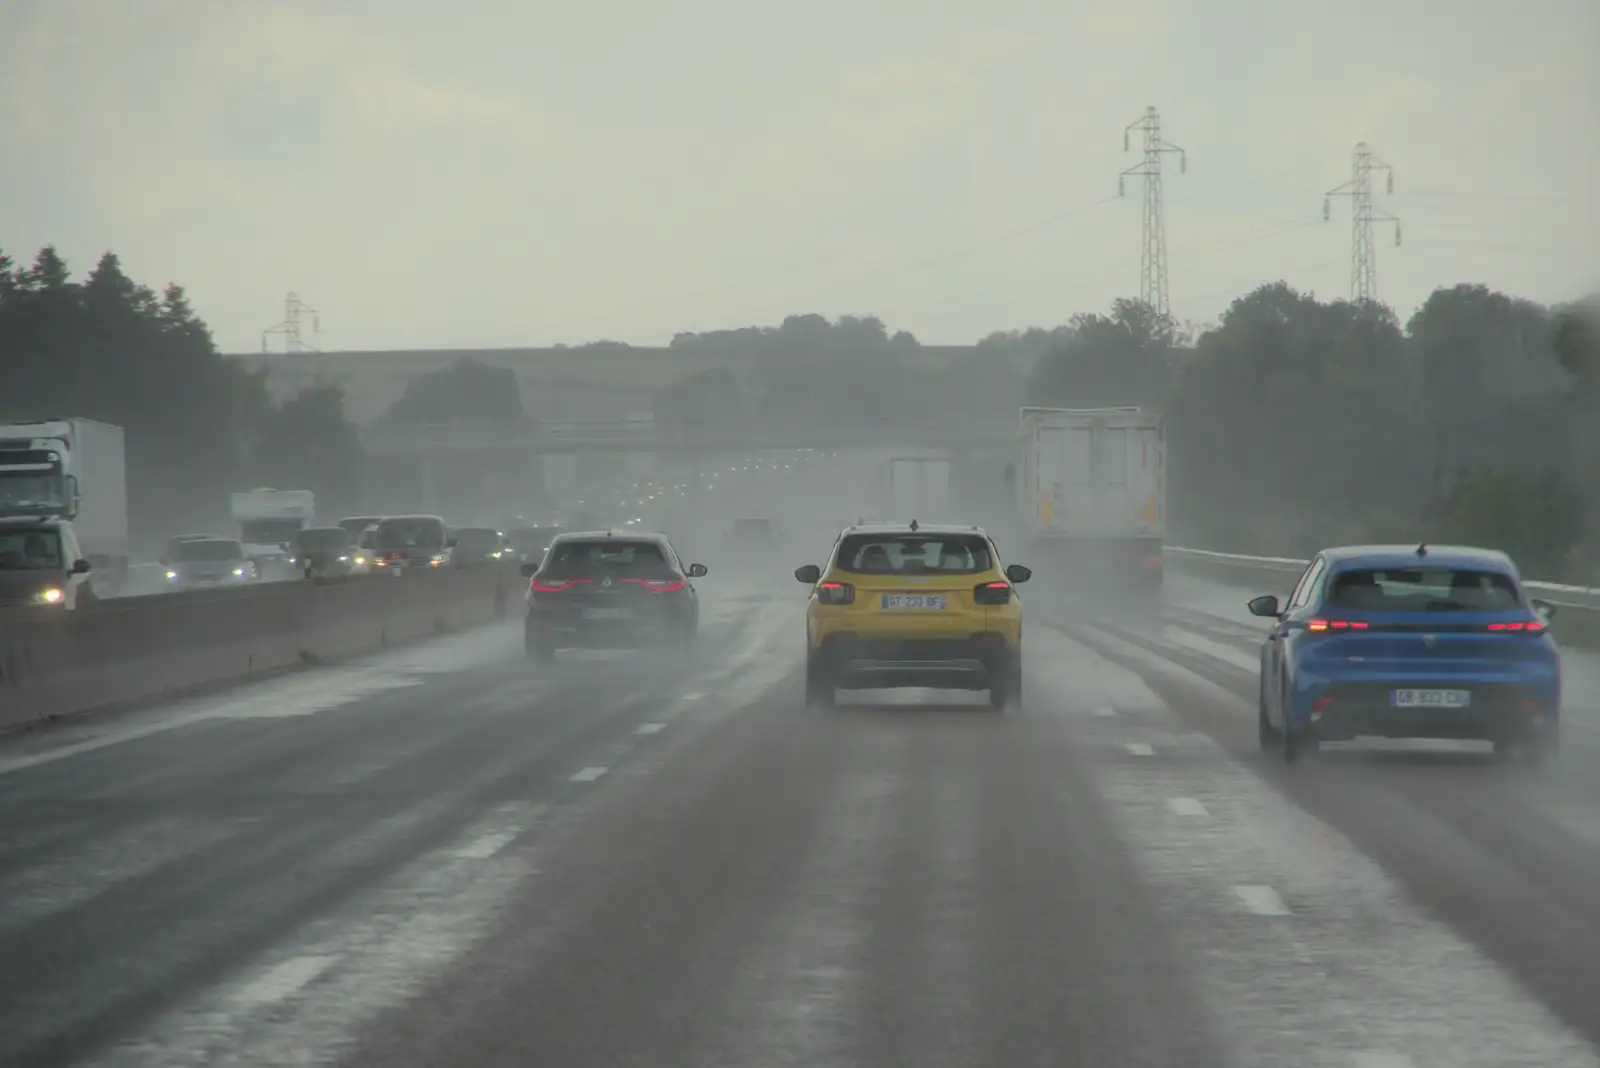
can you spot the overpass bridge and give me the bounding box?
[357,418,1019,458]
[356,418,1020,516]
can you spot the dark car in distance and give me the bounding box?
[520,531,707,660]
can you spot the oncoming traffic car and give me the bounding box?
[796,522,1032,710]
[1250,544,1560,765]
[519,531,707,660]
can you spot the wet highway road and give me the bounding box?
[1,574,1599,1067]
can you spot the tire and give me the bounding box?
[1258,677,1280,753]
[805,654,835,708]
[989,653,1018,711]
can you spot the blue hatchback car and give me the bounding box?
[1248,544,1560,764]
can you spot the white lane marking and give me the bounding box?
[1163,626,1261,674]
[1092,705,1117,716]
[1233,884,1290,916]
[636,722,667,734]
[569,766,609,782]
[681,692,707,701]
[1123,742,1155,756]
[1167,797,1209,817]
[1353,1054,1416,1068]
[231,955,337,1007]
[455,831,519,860]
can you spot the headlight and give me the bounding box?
[353,556,367,565]
[338,555,349,562]
[34,587,64,605]
[430,555,445,566]
[165,570,178,580]
[233,567,246,577]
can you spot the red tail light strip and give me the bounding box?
[532,578,592,592]
[1307,619,1367,631]
[1488,620,1546,632]
[621,578,685,591]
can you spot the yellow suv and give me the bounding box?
[794,521,1032,710]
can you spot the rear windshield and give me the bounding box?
[1324,567,1522,612]
[339,518,381,538]
[456,528,502,551]
[375,517,446,550]
[544,539,673,577]
[175,539,245,562]
[835,533,993,575]
[294,528,349,549]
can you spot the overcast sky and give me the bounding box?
[2,0,1596,353]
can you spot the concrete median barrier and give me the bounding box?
[0,565,521,730]
[1164,546,1600,650]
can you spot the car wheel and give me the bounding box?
[1522,726,1559,768]
[1257,677,1280,753]
[1282,699,1317,763]
[805,654,834,708]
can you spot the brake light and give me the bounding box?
[622,578,685,591]
[1488,620,1547,632]
[1306,619,1368,632]
[817,581,854,605]
[531,578,592,592]
[974,580,1012,605]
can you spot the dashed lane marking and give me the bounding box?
[1352,1054,1416,1068]
[1092,706,1117,716]
[1123,742,1155,756]
[636,722,667,734]
[1232,884,1291,916]
[1167,797,1208,817]
[455,831,520,860]
[681,692,707,701]
[569,766,609,782]
[231,955,337,1008]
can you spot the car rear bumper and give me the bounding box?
[812,635,1012,691]
[1300,680,1558,742]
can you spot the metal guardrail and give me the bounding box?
[1164,545,1600,611]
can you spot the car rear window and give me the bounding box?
[1324,567,1522,612]
[544,539,673,577]
[375,517,446,550]
[456,528,501,551]
[175,539,244,562]
[294,528,349,550]
[835,533,993,575]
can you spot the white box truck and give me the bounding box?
[879,455,953,523]
[0,418,130,594]
[1013,407,1165,591]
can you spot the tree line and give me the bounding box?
[0,246,361,542]
[649,289,1600,580]
[4,241,1595,577]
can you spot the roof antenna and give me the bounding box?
[1415,541,1427,556]
[909,519,919,532]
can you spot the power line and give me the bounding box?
[262,292,321,354]
[1119,106,1186,318]
[1323,143,1401,303]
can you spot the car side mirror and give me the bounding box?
[72,558,92,574]
[1004,563,1032,584]
[794,564,821,584]
[1247,594,1281,618]
[1531,598,1557,621]
[688,563,708,578]
[519,562,539,577]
